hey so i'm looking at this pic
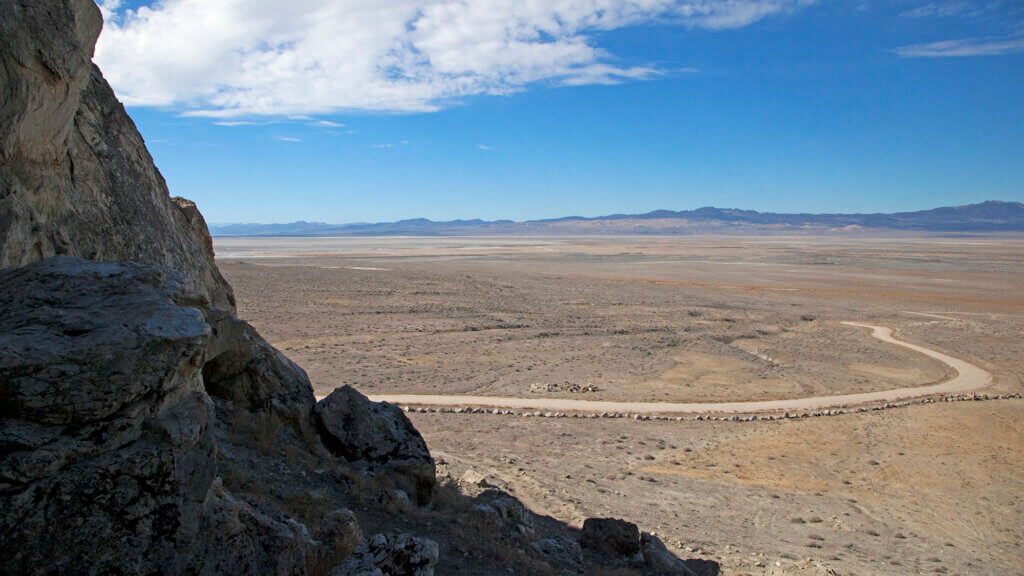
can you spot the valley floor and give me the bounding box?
[218,234,1024,575]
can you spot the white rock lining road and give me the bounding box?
[321,322,1009,418]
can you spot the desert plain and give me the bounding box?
[215,234,1024,575]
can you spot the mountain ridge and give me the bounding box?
[211,200,1024,236]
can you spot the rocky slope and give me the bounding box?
[0,1,712,574]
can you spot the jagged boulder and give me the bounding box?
[580,517,643,560]
[193,481,325,575]
[1,0,318,454]
[315,385,437,504]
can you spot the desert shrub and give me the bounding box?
[255,411,284,456]
[282,488,329,526]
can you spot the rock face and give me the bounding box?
[0,0,234,312]
[0,258,317,574]
[316,385,436,504]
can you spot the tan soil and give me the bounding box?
[218,234,1024,575]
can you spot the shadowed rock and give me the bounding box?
[0,257,319,574]
[580,517,643,560]
[641,532,699,576]
[470,488,536,537]
[203,309,317,430]
[316,385,437,504]
[529,537,585,575]
[334,532,439,576]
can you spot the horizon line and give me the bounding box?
[206,199,1022,228]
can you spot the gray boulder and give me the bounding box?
[641,532,699,576]
[579,517,642,560]
[315,508,366,569]
[203,309,317,430]
[471,489,536,537]
[316,385,436,504]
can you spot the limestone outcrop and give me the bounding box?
[0,258,318,574]
[0,0,234,312]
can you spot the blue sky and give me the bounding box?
[96,0,1024,224]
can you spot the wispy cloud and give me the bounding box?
[213,120,273,126]
[311,120,345,127]
[895,36,1024,58]
[96,0,814,117]
[478,144,491,150]
[277,136,302,142]
[371,144,394,148]
[898,3,970,19]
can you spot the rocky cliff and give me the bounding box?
[0,0,233,311]
[0,2,710,574]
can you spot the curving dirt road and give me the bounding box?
[352,322,992,415]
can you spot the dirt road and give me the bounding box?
[352,322,992,414]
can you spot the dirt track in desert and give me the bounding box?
[356,321,993,413]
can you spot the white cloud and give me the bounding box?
[95,0,812,117]
[898,3,970,19]
[96,0,121,21]
[312,120,345,127]
[277,136,302,142]
[478,144,490,150]
[895,36,1024,58]
[371,143,394,148]
[213,120,274,126]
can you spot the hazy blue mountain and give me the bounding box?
[210,201,1024,236]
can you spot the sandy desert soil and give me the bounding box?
[217,235,1024,575]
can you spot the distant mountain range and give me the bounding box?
[209,200,1024,236]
